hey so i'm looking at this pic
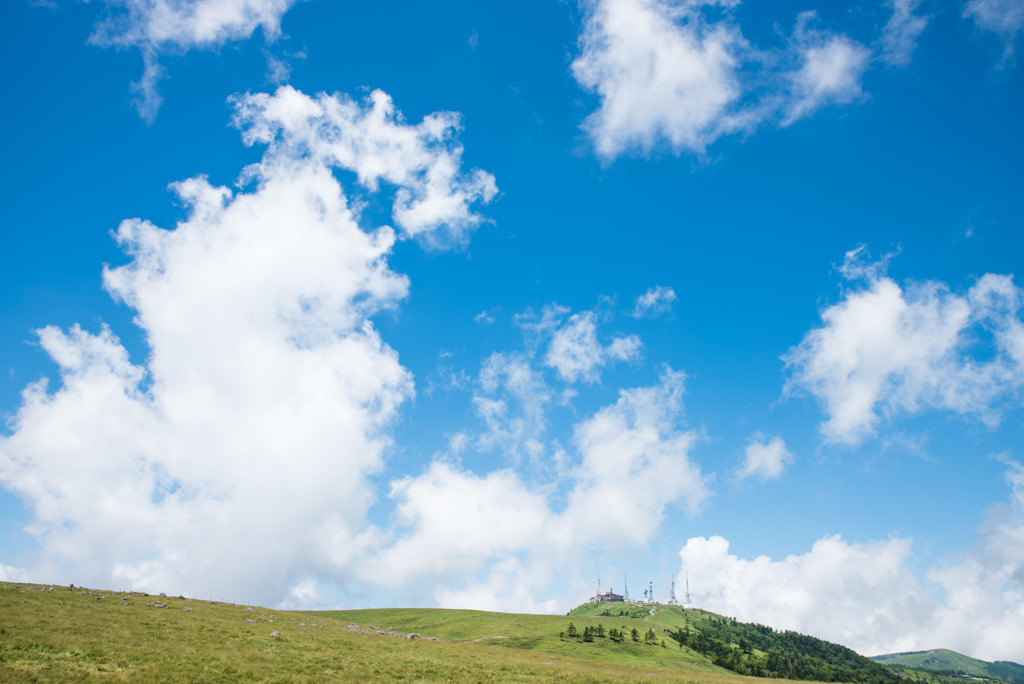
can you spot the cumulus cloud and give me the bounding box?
[86,0,300,120]
[0,86,494,605]
[564,368,708,543]
[545,311,641,383]
[785,248,1024,445]
[371,369,709,608]
[964,0,1024,62]
[879,0,929,67]
[633,285,677,318]
[679,534,937,656]
[679,458,1024,662]
[571,0,872,159]
[737,433,792,481]
[232,87,498,246]
[366,461,551,588]
[572,0,747,158]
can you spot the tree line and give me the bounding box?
[561,621,665,647]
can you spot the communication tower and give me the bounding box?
[682,572,695,610]
[668,579,679,605]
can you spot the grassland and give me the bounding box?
[309,605,724,673]
[0,581,770,683]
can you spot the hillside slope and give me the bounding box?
[566,602,898,684]
[0,581,766,683]
[871,649,1024,683]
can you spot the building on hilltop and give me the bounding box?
[589,576,624,603]
[590,588,624,603]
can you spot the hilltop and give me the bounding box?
[871,649,1024,684]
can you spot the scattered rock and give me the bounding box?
[246,619,257,624]
[244,607,256,612]
[182,606,193,611]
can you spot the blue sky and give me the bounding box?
[2,0,1024,661]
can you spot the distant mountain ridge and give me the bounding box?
[871,649,1024,684]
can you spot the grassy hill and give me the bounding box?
[0,579,914,683]
[871,649,1024,684]
[0,581,762,683]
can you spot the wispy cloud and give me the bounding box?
[964,0,1024,64]
[736,433,792,481]
[633,285,677,318]
[86,0,301,120]
[879,0,929,67]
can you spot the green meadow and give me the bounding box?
[0,581,761,683]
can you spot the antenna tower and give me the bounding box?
[623,572,630,602]
[668,579,678,605]
[683,572,694,609]
[648,580,654,604]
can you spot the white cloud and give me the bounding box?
[679,534,937,656]
[879,0,929,67]
[679,458,1024,662]
[737,433,792,481]
[783,15,871,125]
[564,368,708,544]
[474,309,497,326]
[87,0,300,120]
[964,0,1024,62]
[571,1,872,159]
[0,563,26,582]
[785,249,1024,445]
[633,285,677,318]
[545,311,641,383]
[572,0,747,158]
[232,86,498,247]
[473,351,553,464]
[0,86,494,606]
[370,370,709,607]
[925,456,1024,661]
[365,461,551,588]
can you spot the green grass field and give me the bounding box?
[308,605,724,673]
[0,581,764,683]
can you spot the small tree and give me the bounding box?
[583,626,594,642]
[567,622,578,638]
[596,623,606,638]
[631,627,640,643]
